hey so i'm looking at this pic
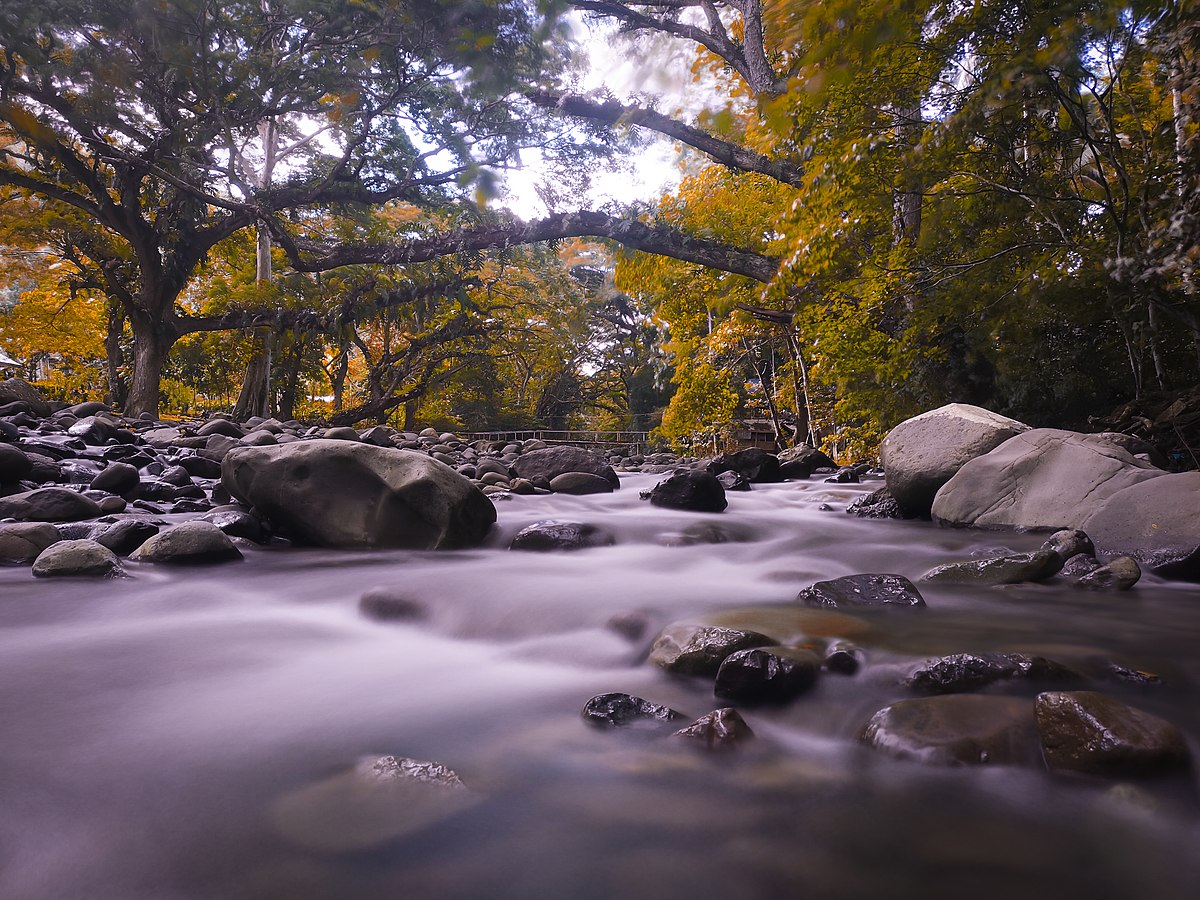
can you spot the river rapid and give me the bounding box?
[1,473,1198,899]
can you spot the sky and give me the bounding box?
[498,18,712,219]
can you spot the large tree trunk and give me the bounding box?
[125,312,175,419]
[104,300,128,409]
[233,326,273,420]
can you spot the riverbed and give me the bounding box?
[1,474,1197,899]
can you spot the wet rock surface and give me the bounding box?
[1034,691,1191,777]
[907,653,1083,694]
[861,695,1042,766]
[509,520,615,551]
[128,520,242,564]
[920,549,1062,585]
[649,624,775,676]
[31,538,123,578]
[581,693,686,727]
[713,646,821,704]
[646,470,728,512]
[797,573,927,609]
[671,707,755,750]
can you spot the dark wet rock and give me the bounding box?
[1035,691,1190,777]
[823,467,860,484]
[671,707,754,750]
[919,549,1062,585]
[823,641,864,675]
[581,692,685,727]
[907,653,1083,694]
[66,415,120,445]
[671,521,755,545]
[270,754,475,853]
[1080,472,1200,578]
[777,445,837,480]
[222,440,495,550]
[648,624,775,677]
[158,464,194,486]
[359,426,396,447]
[176,454,223,479]
[846,485,912,519]
[32,539,122,578]
[1041,529,1095,564]
[861,695,1041,766]
[0,487,103,522]
[89,462,140,497]
[605,610,653,641]
[200,505,266,542]
[511,446,619,489]
[881,404,1030,516]
[548,471,614,495]
[509,520,615,551]
[0,522,60,564]
[713,646,821,704]
[714,469,751,491]
[797,573,926,610]
[706,448,782,484]
[1076,555,1142,590]
[92,519,161,556]
[129,520,242,564]
[508,477,537,495]
[647,470,727,512]
[358,586,426,621]
[931,429,1164,530]
[1106,663,1163,686]
[0,443,32,483]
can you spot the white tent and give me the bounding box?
[0,348,21,368]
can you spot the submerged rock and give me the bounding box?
[671,708,754,750]
[649,624,775,677]
[861,695,1041,766]
[271,754,475,853]
[919,549,1062,585]
[1076,555,1142,590]
[581,692,685,727]
[796,573,926,610]
[907,653,1082,694]
[713,646,821,704]
[1035,691,1190,777]
[358,586,426,621]
[222,440,496,549]
[509,520,615,551]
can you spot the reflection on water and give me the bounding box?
[1,474,1198,899]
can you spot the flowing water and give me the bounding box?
[2,474,1198,899]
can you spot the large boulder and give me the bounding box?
[647,470,727,512]
[881,404,1030,516]
[510,446,619,489]
[222,440,495,549]
[0,377,51,416]
[1080,472,1200,579]
[706,448,782,483]
[931,429,1164,530]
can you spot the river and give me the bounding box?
[1,473,1197,899]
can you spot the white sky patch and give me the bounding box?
[497,17,719,219]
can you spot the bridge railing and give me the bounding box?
[466,429,653,454]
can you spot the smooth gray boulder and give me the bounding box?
[0,522,60,564]
[511,446,619,489]
[881,404,1029,516]
[931,429,1164,530]
[222,440,495,549]
[0,487,103,522]
[919,549,1062,585]
[129,520,242,564]
[1080,472,1200,578]
[32,539,123,578]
